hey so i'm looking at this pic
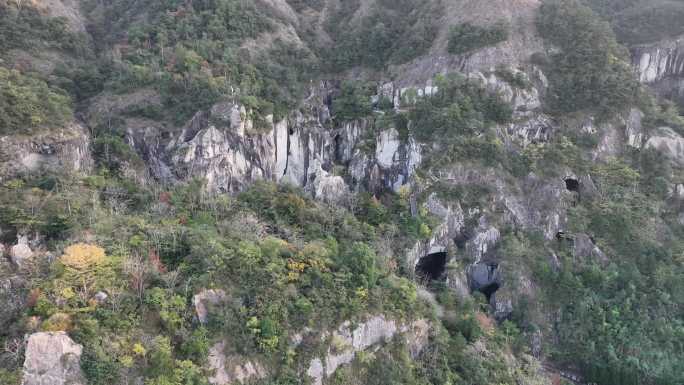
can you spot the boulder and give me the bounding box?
[10,236,33,268]
[22,332,85,385]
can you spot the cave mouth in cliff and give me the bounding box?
[565,178,580,192]
[470,263,502,303]
[415,252,448,283]
[478,281,501,302]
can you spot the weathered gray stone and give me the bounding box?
[633,36,684,83]
[306,316,430,385]
[22,332,85,385]
[10,236,33,268]
[0,122,92,182]
[93,292,108,304]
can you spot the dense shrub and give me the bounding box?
[331,81,373,121]
[0,3,87,54]
[447,22,510,55]
[537,0,639,118]
[0,68,72,134]
[582,0,684,44]
[325,0,441,70]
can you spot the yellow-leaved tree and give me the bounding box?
[57,243,113,304]
[60,243,106,270]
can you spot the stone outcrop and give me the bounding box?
[646,127,684,165]
[632,36,684,106]
[0,122,92,182]
[306,315,430,385]
[572,233,609,265]
[633,36,684,83]
[22,332,85,385]
[207,342,267,385]
[192,289,227,324]
[406,194,465,271]
[9,235,33,268]
[127,82,426,195]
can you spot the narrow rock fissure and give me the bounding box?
[415,252,447,283]
[333,134,342,162]
[283,126,291,177]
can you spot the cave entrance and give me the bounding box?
[470,263,502,302]
[565,178,580,192]
[479,281,500,302]
[415,252,447,283]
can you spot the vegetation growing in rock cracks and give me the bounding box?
[1,0,684,384]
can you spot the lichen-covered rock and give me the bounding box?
[207,342,267,385]
[22,332,85,385]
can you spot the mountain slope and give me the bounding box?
[1,1,684,385]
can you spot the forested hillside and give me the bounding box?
[0,1,683,385]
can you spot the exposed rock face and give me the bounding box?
[572,233,609,265]
[632,36,684,106]
[469,263,502,292]
[406,194,465,270]
[192,289,227,324]
[306,316,430,385]
[207,342,267,385]
[0,122,92,181]
[128,84,425,195]
[625,108,645,149]
[646,127,684,165]
[437,166,569,242]
[22,332,85,385]
[466,218,501,264]
[633,36,684,83]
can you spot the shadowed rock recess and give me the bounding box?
[1,0,684,384]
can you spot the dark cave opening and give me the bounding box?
[470,263,502,302]
[479,281,501,302]
[565,178,580,192]
[415,252,448,282]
